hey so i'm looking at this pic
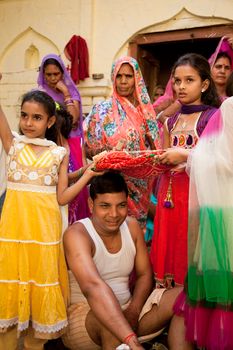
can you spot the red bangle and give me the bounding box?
[123,332,136,344]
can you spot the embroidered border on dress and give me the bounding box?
[31,319,68,333]
[0,279,59,287]
[0,316,18,329]
[18,320,29,332]
[0,237,61,245]
[7,181,56,193]
[0,318,67,333]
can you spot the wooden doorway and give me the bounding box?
[129,24,233,99]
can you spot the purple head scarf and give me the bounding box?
[37,53,83,138]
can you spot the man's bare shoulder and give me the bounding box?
[125,216,143,241]
[63,220,93,250]
[64,221,85,237]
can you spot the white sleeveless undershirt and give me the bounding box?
[69,217,136,306]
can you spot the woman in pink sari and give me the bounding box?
[38,54,90,223]
[85,56,161,228]
[209,36,233,101]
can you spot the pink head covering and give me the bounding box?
[208,36,233,70]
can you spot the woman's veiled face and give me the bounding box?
[44,64,63,89]
[211,57,231,87]
[115,63,135,98]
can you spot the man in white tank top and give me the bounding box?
[63,172,186,350]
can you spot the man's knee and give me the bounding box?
[63,304,100,350]
[85,310,101,345]
[86,310,120,349]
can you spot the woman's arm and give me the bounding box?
[156,100,181,125]
[81,141,88,166]
[55,80,80,125]
[84,104,108,158]
[162,120,171,149]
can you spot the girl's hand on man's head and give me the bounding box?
[84,163,105,178]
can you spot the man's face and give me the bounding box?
[89,192,128,234]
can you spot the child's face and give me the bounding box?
[19,101,55,139]
[173,64,209,105]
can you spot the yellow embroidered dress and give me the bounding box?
[0,135,69,338]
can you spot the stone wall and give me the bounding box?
[0,0,232,129]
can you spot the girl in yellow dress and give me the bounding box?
[0,90,99,350]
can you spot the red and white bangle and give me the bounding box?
[123,332,136,345]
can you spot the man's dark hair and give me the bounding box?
[90,171,128,200]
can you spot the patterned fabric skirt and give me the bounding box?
[150,171,189,286]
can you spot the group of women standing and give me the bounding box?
[0,34,233,350]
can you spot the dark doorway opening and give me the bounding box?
[129,24,233,98]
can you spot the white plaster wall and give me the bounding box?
[0,0,233,129]
[90,0,233,74]
[0,0,92,128]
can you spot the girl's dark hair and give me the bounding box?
[42,58,63,73]
[90,171,128,200]
[172,53,221,108]
[226,71,233,97]
[20,90,57,141]
[54,103,73,141]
